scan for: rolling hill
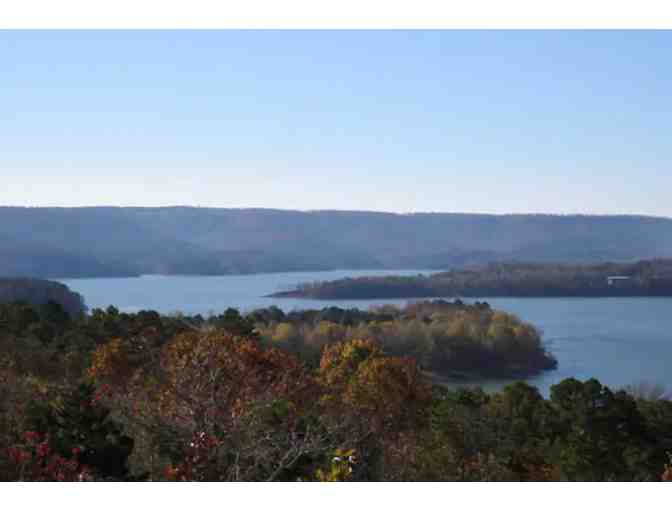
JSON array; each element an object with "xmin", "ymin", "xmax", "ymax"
[{"xmin": 1, "ymin": 207, "xmax": 671, "ymax": 278}]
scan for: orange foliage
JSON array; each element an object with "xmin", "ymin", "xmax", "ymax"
[
  {"xmin": 319, "ymin": 339, "xmax": 431, "ymax": 435},
  {"xmin": 319, "ymin": 338, "xmax": 383, "ymax": 386},
  {"xmin": 88, "ymin": 338, "xmax": 134, "ymax": 385},
  {"xmin": 156, "ymin": 331, "xmax": 316, "ymax": 428}
]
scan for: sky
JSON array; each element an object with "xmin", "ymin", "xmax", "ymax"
[{"xmin": 1, "ymin": 30, "xmax": 671, "ymax": 216}]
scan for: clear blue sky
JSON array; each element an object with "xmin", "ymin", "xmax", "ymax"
[{"xmin": 1, "ymin": 30, "xmax": 670, "ymax": 216}]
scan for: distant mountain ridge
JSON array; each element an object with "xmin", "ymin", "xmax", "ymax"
[{"xmin": 1, "ymin": 207, "xmax": 672, "ymax": 278}]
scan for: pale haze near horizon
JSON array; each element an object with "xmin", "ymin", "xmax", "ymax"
[{"xmin": 1, "ymin": 30, "xmax": 670, "ymax": 217}]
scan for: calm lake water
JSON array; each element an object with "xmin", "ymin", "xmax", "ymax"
[{"xmin": 59, "ymin": 270, "xmax": 672, "ymax": 396}]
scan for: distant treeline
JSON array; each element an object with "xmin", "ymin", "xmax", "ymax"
[
  {"xmin": 0, "ymin": 278, "xmax": 86, "ymax": 317},
  {"xmin": 273, "ymin": 259, "xmax": 672, "ymax": 299},
  {"xmin": 3, "ymin": 207, "xmax": 672, "ymax": 277}
]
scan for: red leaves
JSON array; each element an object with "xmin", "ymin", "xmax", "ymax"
[
  {"xmin": 5, "ymin": 431, "xmax": 91, "ymax": 481},
  {"xmin": 163, "ymin": 464, "xmax": 181, "ymax": 481},
  {"xmin": 91, "ymin": 383, "xmax": 113, "ymax": 405},
  {"xmin": 36, "ymin": 441, "xmax": 51, "ymax": 458},
  {"xmin": 7, "ymin": 446, "xmax": 31, "ymax": 464},
  {"xmin": 23, "ymin": 431, "xmax": 40, "ymax": 442}
]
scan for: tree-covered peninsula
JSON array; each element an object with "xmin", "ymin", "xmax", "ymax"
[
  {"xmin": 252, "ymin": 300, "xmax": 557, "ymax": 378},
  {"xmin": 272, "ymin": 259, "xmax": 672, "ymax": 299},
  {"xmin": 0, "ymin": 278, "xmax": 86, "ymax": 317}
]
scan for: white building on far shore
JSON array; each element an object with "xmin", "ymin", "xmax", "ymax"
[{"xmin": 607, "ymin": 276, "xmax": 631, "ymax": 286}]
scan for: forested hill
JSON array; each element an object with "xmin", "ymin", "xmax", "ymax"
[
  {"xmin": 273, "ymin": 259, "xmax": 672, "ymax": 299},
  {"xmin": 2, "ymin": 207, "xmax": 672, "ymax": 278},
  {"xmin": 0, "ymin": 278, "xmax": 86, "ymax": 316}
]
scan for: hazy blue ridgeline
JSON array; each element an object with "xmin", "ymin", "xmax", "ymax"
[{"xmin": 3, "ymin": 207, "xmax": 672, "ymax": 278}]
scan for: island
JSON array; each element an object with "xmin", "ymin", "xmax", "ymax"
[{"xmin": 271, "ymin": 259, "xmax": 672, "ymax": 299}]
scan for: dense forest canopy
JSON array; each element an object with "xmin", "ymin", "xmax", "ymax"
[
  {"xmin": 2, "ymin": 207, "xmax": 672, "ymax": 277},
  {"xmin": 274, "ymin": 259, "xmax": 672, "ymax": 299},
  {"xmin": 1, "ymin": 299, "xmax": 671, "ymax": 481}
]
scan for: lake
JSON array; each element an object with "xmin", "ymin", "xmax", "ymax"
[{"xmin": 59, "ymin": 270, "xmax": 672, "ymax": 396}]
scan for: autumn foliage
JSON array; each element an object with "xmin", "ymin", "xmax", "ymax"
[
  {"xmin": 319, "ymin": 339, "xmax": 431, "ymax": 435},
  {"xmin": 2, "ymin": 301, "xmax": 672, "ymax": 481},
  {"xmin": 4, "ymin": 431, "xmax": 91, "ymax": 481}
]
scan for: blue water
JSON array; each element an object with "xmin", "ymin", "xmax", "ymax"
[{"xmin": 59, "ymin": 271, "xmax": 672, "ymax": 396}]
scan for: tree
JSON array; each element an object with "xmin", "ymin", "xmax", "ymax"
[
  {"xmin": 549, "ymin": 378, "xmax": 649, "ymax": 480},
  {"xmin": 25, "ymin": 383, "xmax": 135, "ymax": 480}
]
